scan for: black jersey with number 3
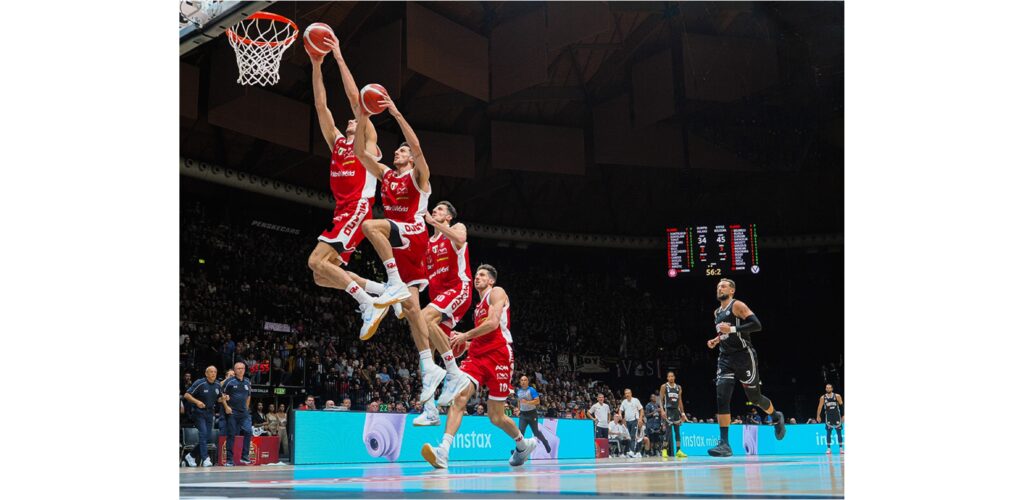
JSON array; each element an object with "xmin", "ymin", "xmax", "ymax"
[{"xmin": 715, "ymin": 299, "xmax": 754, "ymax": 354}]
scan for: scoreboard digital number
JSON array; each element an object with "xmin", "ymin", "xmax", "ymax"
[{"xmin": 666, "ymin": 224, "xmax": 760, "ymax": 277}]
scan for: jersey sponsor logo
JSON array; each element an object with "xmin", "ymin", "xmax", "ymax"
[
  {"xmin": 383, "ymin": 205, "xmax": 410, "ymax": 212},
  {"xmin": 403, "ymin": 221, "xmax": 425, "ymax": 233},
  {"xmin": 331, "ymin": 170, "xmax": 357, "ymax": 177}
]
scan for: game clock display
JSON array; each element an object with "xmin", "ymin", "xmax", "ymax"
[{"xmin": 667, "ymin": 224, "xmax": 760, "ymax": 277}]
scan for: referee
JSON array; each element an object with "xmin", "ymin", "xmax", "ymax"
[{"xmin": 515, "ymin": 375, "xmax": 552, "ymax": 453}]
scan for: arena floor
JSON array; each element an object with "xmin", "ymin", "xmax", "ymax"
[{"xmin": 179, "ymin": 453, "xmax": 844, "ymax": 498}]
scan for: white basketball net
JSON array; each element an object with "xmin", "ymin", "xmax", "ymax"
[{"xmin": 226, "ymin": 13, "xmax": 298, "ymax": 86}]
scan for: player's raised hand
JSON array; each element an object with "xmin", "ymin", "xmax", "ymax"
[
  {"xmin": 378, "ymin": 94, "xmax": 399, "ymax": 116},
  {"xmin": 323, "ymin": 34, "xmax": 341, "ymax": 60},
  {"xmin": 305, "ymin": 43, "xmax": 325, "ymax": 65}
]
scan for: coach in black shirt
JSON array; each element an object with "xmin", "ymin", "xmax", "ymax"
[
  {"xmin": 183, "ymin": 365, "xmax": 224, "ymax": 467},
  {"xmin": 222, "ymin": 362, "xmax": 253, "ymax": 466}
]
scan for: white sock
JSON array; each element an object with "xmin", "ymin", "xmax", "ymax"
[
  {"xmin": 440, "ymin": 433, "xmax": 454, "ymax": 453},
  {"xmin": 441, "ymin": 351, "xmax": 461, "ymax": 374},
  {"xmin": 419, "ymin": 349, "xmax": 437, "ymax": 371},
  {"xmin": 364, "ymin": 280, "xmax": 385, "ymax": 295},
  {"xmin": 514, "ymin": 432, "xmax": 526, "ymax": 451},
  {"xmin": 383, "ymin": 258, "xmax": 402, "ymax": 286},
  {"xmin": 424, "ymin": 398, "xmax": 436, "ymax": 411},
  {"xmin": 345, "ymin": 283, "xmax": 373, "ymax": 305}
]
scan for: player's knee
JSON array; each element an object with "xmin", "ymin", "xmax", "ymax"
[
  {"xmin": 716, "ymin": 379, "xmax": 734, "ymax": 414},
  {"xmin": 488, "ymin": 411, "xmax": 504, "ymax": 426},
  {"xmin": 742, "ymin": 384, "xmax": 771, "ymax": 410},
  {"xmin": 422, "ymin": 307, "xmax": 441, "ymax": 324}
]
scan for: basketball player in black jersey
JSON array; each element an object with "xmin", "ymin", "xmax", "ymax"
[
  {"xmin": 816, "ymin": 384, "xmax": 844, "ymax": 454},
  {"xmin": 659, "ymin": 371, "xmax": 688, "ymax": 458},
  {"xmin": 706, "ymin": 278, "xmax": 786, "ymax": 457}
]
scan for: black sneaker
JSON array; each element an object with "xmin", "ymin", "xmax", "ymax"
[
  {"xmin": 773, "ymin": 412, "xmax": 787, "ymax": 440},
  {"xmin": 543, "ymin": 441, "xmax": 551, "ymax": 454},
  {"xmin": 239, "ymin": 458, "xmax": 252, "ymax": 465},
  {"xmin": 707, "ymin": 440, "xmax": 732, "ymax": 457}
]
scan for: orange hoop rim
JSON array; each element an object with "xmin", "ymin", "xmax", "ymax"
[{"xmin": 226, "ymin": 11, "xmax": 299, "ymax": 47}]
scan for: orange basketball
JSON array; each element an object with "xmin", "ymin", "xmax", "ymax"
[
  {"xmin": 303, "ymin": 22, "xmax": 335, "ymax": 55},
  {"xmin": 360, "ymin": 84, "xmax": 390, "ymax": 115}
]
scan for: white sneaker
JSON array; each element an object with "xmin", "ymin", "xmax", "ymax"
[
  {"xmin": 413, "ymin": 404, "xmax": 440, "ymax": 426},
  {"xmin": 393, "ymin": 301, "xmax": 405, "ymax": 319},
  {"xmin": 627, "ymin": 451, "xmax": 637, "ymax": 458},
  {"xmin": 421, "ymin": 443, "xmax": 448, "ymax": 469},
  {"xmin": 373, "ymin": 282, "xmax": 411, "ymax": 308},
  {"xmin": 359, "ymin": 303, "xmax": 389, "ymax": 341},
  {"xmin": 184, "ymin": 453, "xmax": 197, "ymax": 467},
  {"xmin": 509, "ymin": 437, "xmax": 538, "ymax": 466},
  {"xmin": 436, "ymin": 371, "xmax": 472, "ymax": 406},
  {"xmin": 201, "ymin": 457, "xmax": 213, "ymax": 467},
  {"xmin": 419, "ymin": 364, "xmax": 447, "ymax": 403}
]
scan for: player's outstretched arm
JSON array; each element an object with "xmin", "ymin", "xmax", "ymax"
[
  {"xmin": 449, "ymin": 288, "xmax": 507, "ymax": 345},
  {"xmin": 310, "ymin": 50, "xmax": 340, "ymax": 147},
  {"xmin": 380, "ymin": 95, "xmax": 430, "ymax": 191},
  {"xmin": 354, "ymin": 110, "xmax": 387, "ymax": 180},
  {"xmin": 425, "ymin": 216, "xmax": 467, "ymax": 248},
  {"xmin": 324, "ymin": 37, "xmax": 379, "ymax": 150},
  {"xmin": 816, "ymin": 396, "xmax": 824, "ymax": 422}
]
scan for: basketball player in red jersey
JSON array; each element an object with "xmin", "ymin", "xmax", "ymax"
[
  {"xmin": 412, "ymin": 201, "xmax": 474, "ymax": 425},
  {"xmin": 421, "ymin": 265, "xmax": 538, "ymax": 468},
  {"xmin": 303, "ymin": 36, "xmax": 391, "ymax": 341},
  {"xmin": 352, "ymin": 97, "xmax": 446, "ymax": 403}
]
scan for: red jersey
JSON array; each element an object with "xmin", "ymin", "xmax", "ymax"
[
  {"xmin": 469, "ymin": 288, "xmax": 512, "ymax": 356},
  {"xmin": 381, "ymin": 168, "xmax": 430, "ymax": 224},
  {"xmin": 426, "ymin": 233, "xmax": 471, "ymax": 292},
  {"xmin": 329, "ymin": 136, "xmax": 378, "ymax": 213}
]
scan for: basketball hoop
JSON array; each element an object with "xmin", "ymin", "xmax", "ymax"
[{"xmin": 226, "ymin": 12, "xmax": 299, "ymax": 86}]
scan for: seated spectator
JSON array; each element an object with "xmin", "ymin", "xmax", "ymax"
[
  {"xmin": 299, "ymin": 395, "xmax": 316, "ymax": 410},
  {"xmin": 324, "ymin": 400, "xmax": 336, "ymax": 409},
  {"xmin": 475, "ymin": 404, "xmax": 486, "ymax": 416},
  {"xmin": 608, "ymin": 414, "xmax": 630, "ymax": 457},
  {"xmin": 789, "ymin": 418, "xmax": 797, "ymax": 424},
  {"xmin": 341, "ymin": 398, "xmax": 352, "ymax": 411},
  {"xmin": 265, "ymin": 403, "xmax": 280, "ymax": 436}
]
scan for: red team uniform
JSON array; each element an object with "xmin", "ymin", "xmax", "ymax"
[
  {"xmin": 318, "ymin": 136, "xmax": 379, "ymax": 265},
  {"xmin": 381, "ymin": 169, "xmax": 431, "ymax": 289},
  {"xmin": 425, "ymin": 233, "xmax": 472, "ymax": 335},
  {"xmin": 460, "ymin": 288, "xmax": 514, "ymax": 400}
]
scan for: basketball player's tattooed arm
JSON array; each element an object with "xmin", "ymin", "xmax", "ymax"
[
  {"xmin": 425, "ymin": 215, "xmax": 467, "ymax": 248},
  {"xmin": 379, "ymin": 95, "xmax": 431, "ymax": 192},
  {"xmin": 816, "ymin": 396, "xmax": 824, "ymax": 422},
  {"xmin": 309, "ymin": 49, "xmax": 340, "ymax": 147},
  {"xmin": 354, "ymin": 110, "xmax": 387, "ymax": 180},
  {"xmin": 323, "ymin": 37, "xmax": 379, "ymax": 149},
  {"xmin": 449, "ymin": 287, "xmax": 508, "ymax": 346}
]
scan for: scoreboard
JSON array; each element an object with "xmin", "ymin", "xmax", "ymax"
[{"xmin": 666, "ymin": 224, "xmax": 760, "ymax": 277}]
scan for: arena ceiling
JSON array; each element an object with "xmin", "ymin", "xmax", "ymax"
[{"xmin": 180, "ymin": 1, "xmax": 843, "ymax": 237}]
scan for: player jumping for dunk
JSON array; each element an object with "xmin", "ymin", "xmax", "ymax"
[
  {"xmin": 706, "ymin": 278, "xmax": 786, "ymax": 457},
  {"xmin": 352, "ymin": 95, "xmax": 446, "ymax": 403},
  {"xmin": 421, "ymin": 265, "xmax": 538, "ymax": 468},
  {"xmin": 304, "ymin": 36, "xmax": 390, "ymax": 340}
]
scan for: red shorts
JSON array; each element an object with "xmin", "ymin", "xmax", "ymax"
[
  {"xmin": 460, "ymin": 344, "xmax": 514, "ymax": 401},
  {"xmin": 317, "ymin": 199, "xmax": 372, "ymax": 265},
  {"xmin": 427, "ymin": 281, "xmax": 472, "ymax": 328},
  {"xmin": 387, "ymin": 218, "xmax": 429, "ymax": 290}
]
